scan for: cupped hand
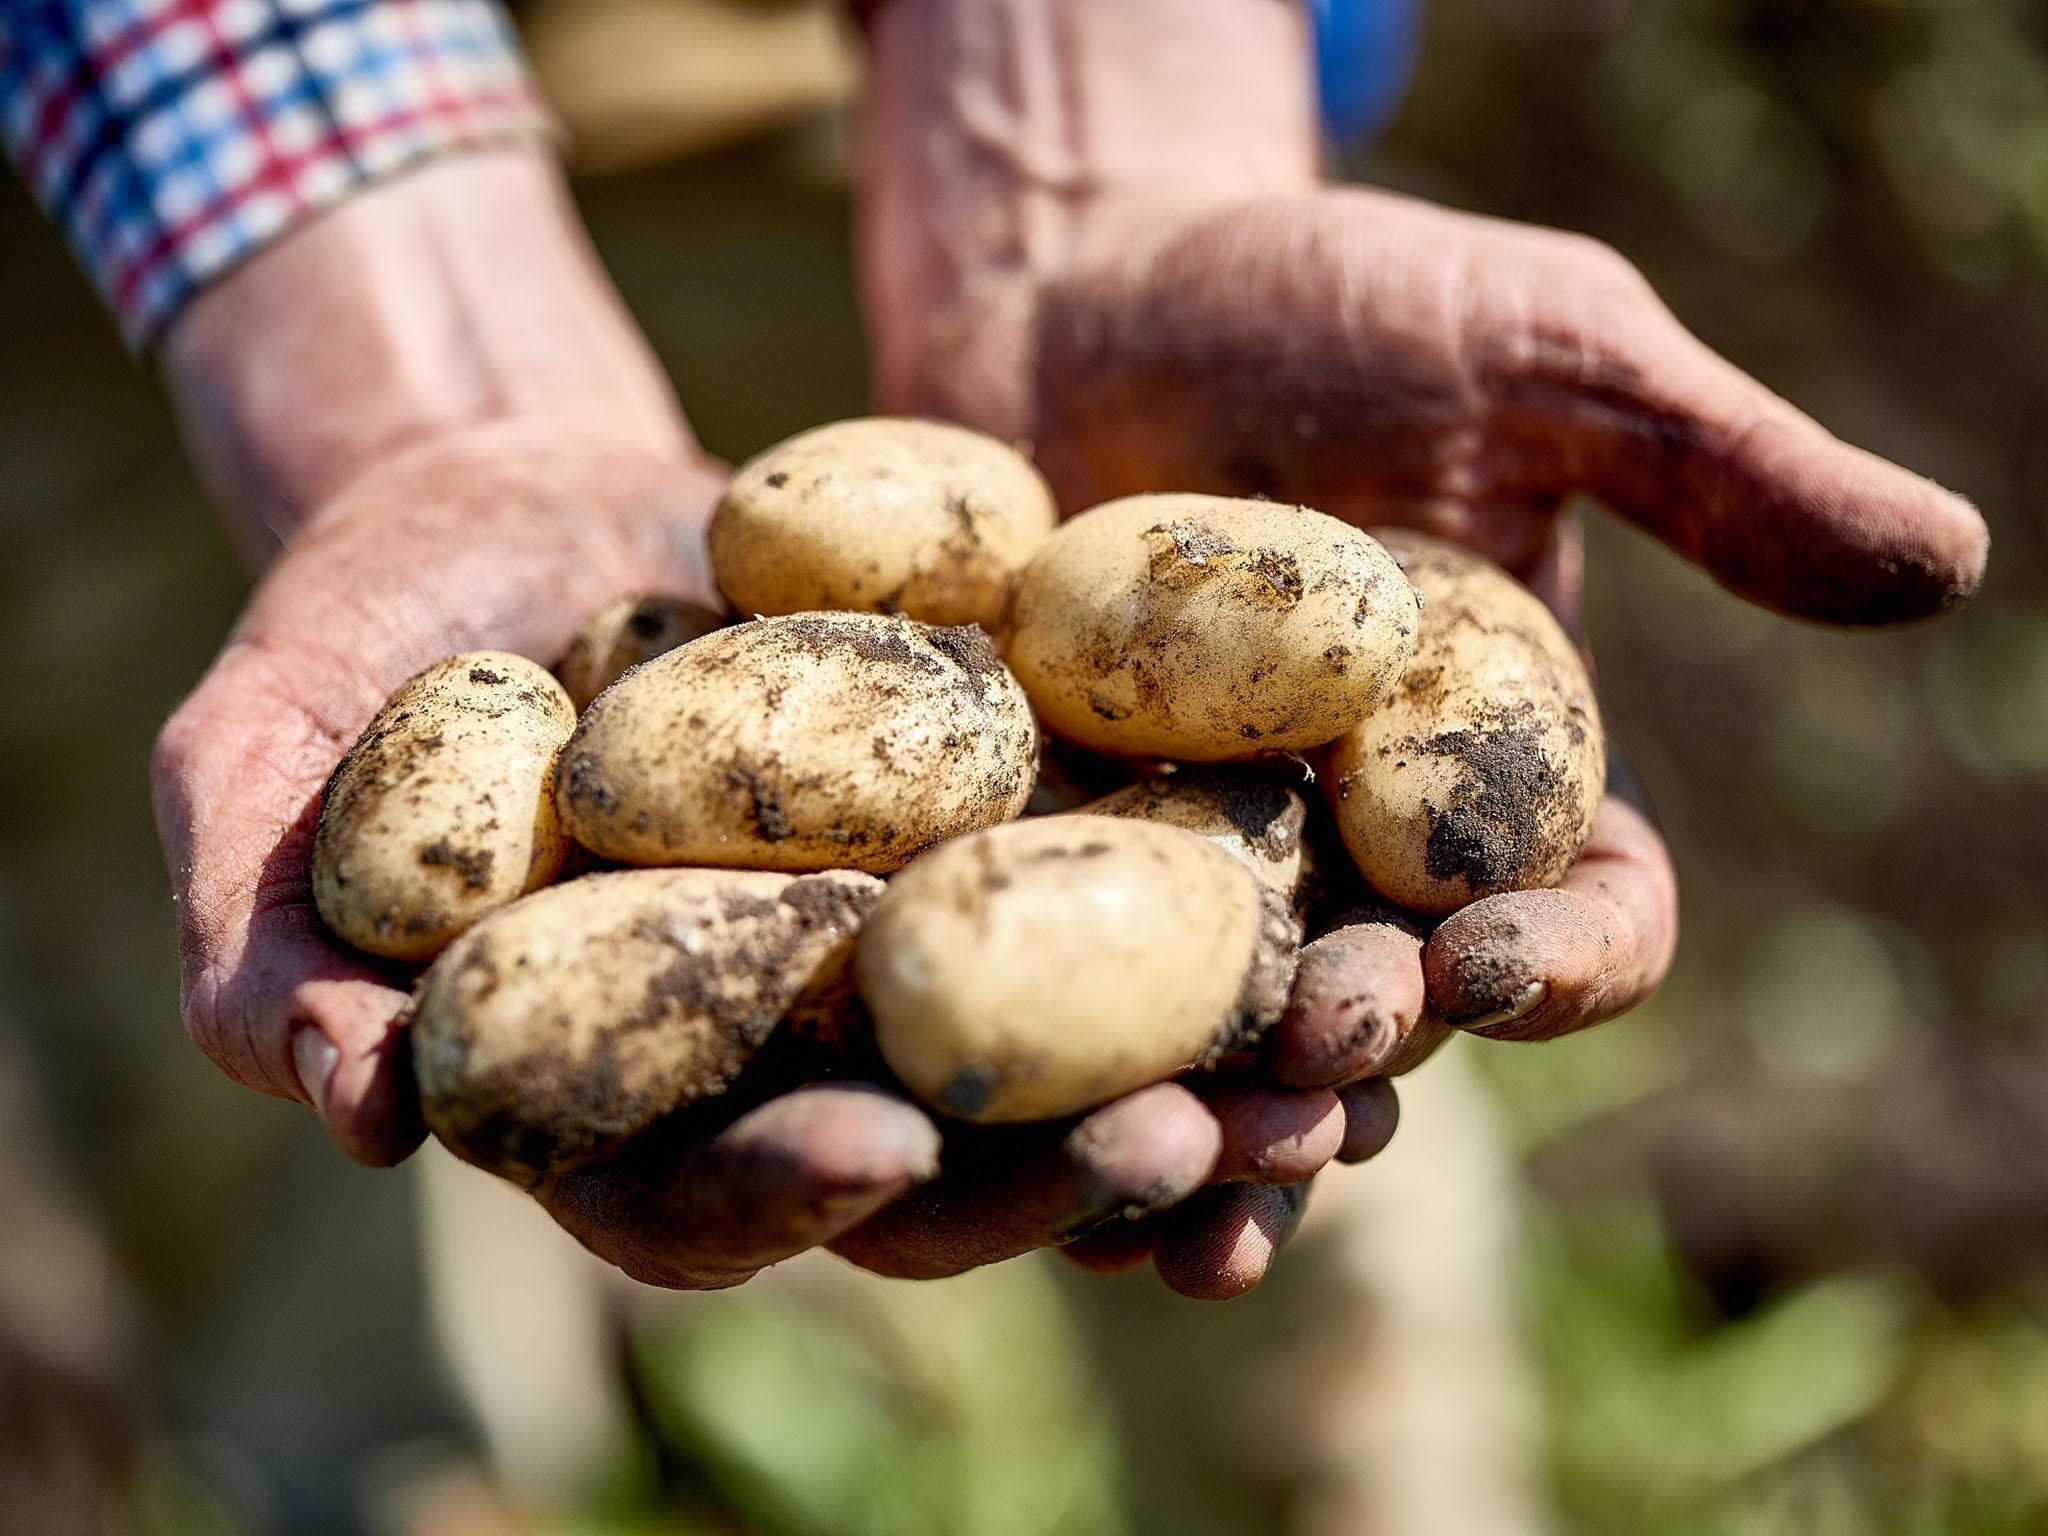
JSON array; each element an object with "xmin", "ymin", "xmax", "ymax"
[
  {"xmin": 1024, "ymin": 184, "xmax": 1978, "ymax": 1061},
  {"xmin": 893, "ymin": 185, "xmax": 1984, "ymax": 1293},
  {"xmin": 150, "ymin": 425, "xmax": 951, "ymax": 1281}
]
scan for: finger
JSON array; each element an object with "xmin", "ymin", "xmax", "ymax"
[
  {"xmin": 1269, "ymin": 910, "xmax": 1447, "ymax": 1086},
  {"xmin": 1200, "ymin": 1079, "xmax": 1344, "ymax": 1184},
  {"xmin": 1335, "ymin": 1078, "xmax": 1400, "ymax": 1164},
  {"xmin": 830, "ymin": 1082, "xmax": 1221, "ymax": 1279},
  {"xmin": 154, "ymin": 648, "xmax": 424, "ymax": 1166},
  {"xmin": 1491, "ymin": 260, "xmax": 1987, "ymax": 624},
  {"xmin": 536, "ymin": 1083, "xmax": 941, "ymax": 1289},
  {"xmin": 1154, "ymin": 1183, "xmax": 1309, "ymax": 1301},
  {"xmin": 1424, "ymin": 797, "xmax": 1677, "ymax": 1042},
  {"xmin": 1058, "ymin": 1216, "xmax": 1159, "ymax": 1275}
]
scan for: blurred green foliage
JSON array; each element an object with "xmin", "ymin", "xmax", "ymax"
[{"xmin": 630, "ymin": 1268, "xmax": 1127, "ymax": 1536}]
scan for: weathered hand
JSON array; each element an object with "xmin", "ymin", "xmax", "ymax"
[
  {"xmin": 890, "ymin": 185, "xmax": 1981, "ymax": 1293},
  {"xmin": 1032, "ymin": 184, "xmax": 1975, "ymax": 1056},
  {"xmin": 149, "ymin": 428, "xmax": 948, "ymax": 1280}
]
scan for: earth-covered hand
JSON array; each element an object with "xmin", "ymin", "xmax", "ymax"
[
  {"xmin": 881, "ymin": 185, "xmax": 1985, "ymax": 1292},
  {"xmin": 943, "ymin": 185, "xmax": 1985, "ymax": 1072}
]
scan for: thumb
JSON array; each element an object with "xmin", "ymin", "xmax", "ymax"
[
  {"xmin": 153, "ymin": 643, "xmax": 423, "ymax": 1167},
  {"xmin": 1491, "ymin": 270, "xmax": 1987, "ymax": 625}
]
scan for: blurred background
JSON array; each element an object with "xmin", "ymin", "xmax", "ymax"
[{"xmin": 3, "ymin": 0, "xmax": 2046, "ymax": 1532}]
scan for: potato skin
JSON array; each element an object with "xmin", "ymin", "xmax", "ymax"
[
  {"xmin": 555, "ymin": 594, "xmax": 724, "ymax": 712},
  {"xmin": 1077, "ymin": 768, "xmax": 1312, "ymax": 909},
  {"xmin": 1005, "ymin": 494, "xmax": 1419, "ymax": 760},
  {"xmin": 313, "ymin": 652, "xmax": 576, "ymax": 961},
  {"xmin": 413, "ymin": 867, "xmax": 883, "ymax": 1182},
  {"xmin": 556, "ymin": 612, "xmax": 1038, "ymax": 873},
  {"xmin": 709, "ymin": 417, "xmax": 1058, "ymax": 630},
  {"xmin": 1327, "ymin": 529, "xmax": 1605, "ymax": 916},
  {"xmin": 857, "ymin": 818, "xmax": 1297, "ymax": 1124}
]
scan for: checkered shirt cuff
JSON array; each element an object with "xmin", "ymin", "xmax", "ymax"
[{"xmin": 0, "ymin": 0, "xmax": 555, "ymax": 350}]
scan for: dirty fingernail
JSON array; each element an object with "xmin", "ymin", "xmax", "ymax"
[
  {"xmin": 1451, "ymin": 979, "xmax": 1548, "ymax": 1033},
  {"xmin": 292, "ymin": 1027, "xmax": 339, "ymax": 1118}
]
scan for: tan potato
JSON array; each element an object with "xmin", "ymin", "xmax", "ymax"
[
  {"xmin": 313, "ymin": 652, "xmax": 576, "ymax": 961},
  {"xmin": 857, "ymin": 818, "xmax": 1297, "ymax": 1123},
  {"xmin": 1005, "ymin": 493, "xmax": 1419, "ymax": 760},
  {"xmin": 708, "ymin": 417, "xmax": 1058, "ymax": 630},
  {"xmin": 1327, "ymin": 529, "xmax": 1605, "ymax": 916},
  {"xmin": 557, "ymin": 611, "xmax": 1038, "ymax": 873},
  {"xmin": 412, "ymin": 867, "xmax": 883, "ymax": 1182},
  {"xmin": 555, "ymin": 594, "xmax": 724, "ymax": 712},
  {"xmin": 1076, "ymin": 767, "xmax": 1313, "ymax": 910}
]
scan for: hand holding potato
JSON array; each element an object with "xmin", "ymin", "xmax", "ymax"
[{"xmin": 857, "ymin": 0, "xmax": 1986, "ymax": 1293}]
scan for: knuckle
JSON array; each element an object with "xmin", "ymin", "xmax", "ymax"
[
  {"xmin": 150, "ymin": 694, "xmax": 208, "ymax": 786},
  {"xmin": 1560, "ymin": 230, "xmax": 1652, "ymax": 295}
]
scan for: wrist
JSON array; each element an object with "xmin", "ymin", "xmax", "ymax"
[
  {"xmin": 859, "ymin": 0, "xmax": 1317, "ymax": 435},
  {"xmin": 163, "ymin": 147, "xmax": 693, "ymax": 563}
]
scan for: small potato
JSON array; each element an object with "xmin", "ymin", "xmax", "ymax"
[
  {"xmin": 1077, "ymin": 767, "xmax": 1313, "ymax": 909},
  {"xmin": 1327, "ymin": 529, "xmax": 1604, "ymax": 916},
  {"xmin": 1005, "ymin": 493, "xmax": 1419, "ymax": 760},
  {"xmin": 313, "ymin": 652, "xmax": 576, "ymax": 962},
  {"xmin": 557, "ymin": 612, "xmax": 1038, "ymax": 873},
  {"xmin": 555, "ymin": 594, "xmax": 724, "ymax": 711},
  {"xmin": 709, "ymin": 417, "xmax": 1058, "ymax": 630},
  {"xmin": 857, "ymin": 818, "xmax": 1297, "ymax": 1124},
  {"xmin": 413, "ymin": 866, "xmax": 883, "ymax": 1182}
]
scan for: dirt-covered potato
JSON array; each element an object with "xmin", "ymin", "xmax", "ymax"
[
  {"xmin": 313, "ymin": 652, "xmax": 576, "ymax": 962},
  {"xmin": 1005, "ymin": 493, "xmax": 1419, "ymax": 760},
  {"xmin": 555, "ymin": 594, "xmax": 724, "ymax": 712},
  {"xmin": 1327, "ymin": 529, "xmax": 1605, "ymax": 916},
  {"xmin": 557, "ymin": 612, "xmax": 1038, "ymax": 873},
  {"xmin": 857, "ymin": 818, "xmax": 1297, "ymax": 1124},
  {"xmin": 708, "ymin": 417, "xmax": 1058, "ymax": 630},
  {"xmin": 1076, "ymin": 768, "xmax": 1313, "ymax": 909},
  {"xmin": 413, "ymin": 867, "xmax": 883, "ymax": 1182}
]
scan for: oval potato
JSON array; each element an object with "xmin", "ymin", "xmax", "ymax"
[
  {"xmin": 413, "ymin": 866, "xmax": 883, "ymax": 1181},
  {"xmin": 1005, "ymin": 493, "xmax": 1419, "ymax": 759},
  {"xmin": 857, "ymin": 818, "xmax": 1297, "ymax": 1123},
  {"xmin": 313, "ymin": 652, "xmax": 575, "ymax": 961},
  {"xmin": 709, "ymin": 417, "xmax": 1058, "ymax": 630},
  {"xmin": 557, "ymin": 612, "xmax": 1038, "ymax": 873},
  {"xmin": 1327, "ymin": 529, "xmax": 1604, "ymax": 916},
  {"xmin": 1077, "ymin": 768, "xmax": 1313, "ymax": 909},
  {"xmin": 555, "ymin": 593, "xmax": 724, "ymax": 712}
]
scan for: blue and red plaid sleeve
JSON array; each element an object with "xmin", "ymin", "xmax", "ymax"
[{"xmin": 0, "ymin": 0, "xmax": 554, "ymax": 348}]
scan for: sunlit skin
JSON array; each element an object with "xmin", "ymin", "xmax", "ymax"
[{"xmin": 150, "ymin": 1, "xmax": 1984, "ymax": 1299}]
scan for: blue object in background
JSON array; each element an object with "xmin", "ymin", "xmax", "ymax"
[{"xmin": 1312, "ymin": 0, "xmax": 1422, "ymax": 146}]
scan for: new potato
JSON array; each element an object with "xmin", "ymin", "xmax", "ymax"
[
  {"xmin": 555, "ymin": 593, "xmax": 724, "ymax": 711},
  {"xmin": 1328, "ymin": 529, "xmax": 1604, "ymax": 915},
  {"xmin": 1005, "ymin": 493, "xmax": 1419, "ymax": 759},
  {"xmin": 709, "ymin": 418, "xmax": 1058, "ymax": 630},
  {"xmin": 413, "ymin": 867, "xmax": 883, "ymax": 1181},
  {"xmin": 313, "ymin": 652, "xmax": 575, "ymax": 961},
  {"xmin": 857, "ymin": 817, "xmax": 1297, "ymax": 1124},
  {"xmin": 1078, "ymin": 767, "xmax": 1314, "ymax": 910},
  {"xmin": 557, "ymin": 611, "xmax": 1038, "ymax": 873}
]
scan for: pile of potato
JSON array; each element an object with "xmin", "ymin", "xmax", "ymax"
[{"xmin": 311, "ymin": 417, "xmax": 1603, "ymax": 1186}]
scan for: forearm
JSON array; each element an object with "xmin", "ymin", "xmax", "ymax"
[
  {"xmin": 859, "ymin": 0, "xmax": 1318, "ymax": 433},
  {"xmin": 164, "ymin": 147, "xmax": 694, "ymax": 564}
]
